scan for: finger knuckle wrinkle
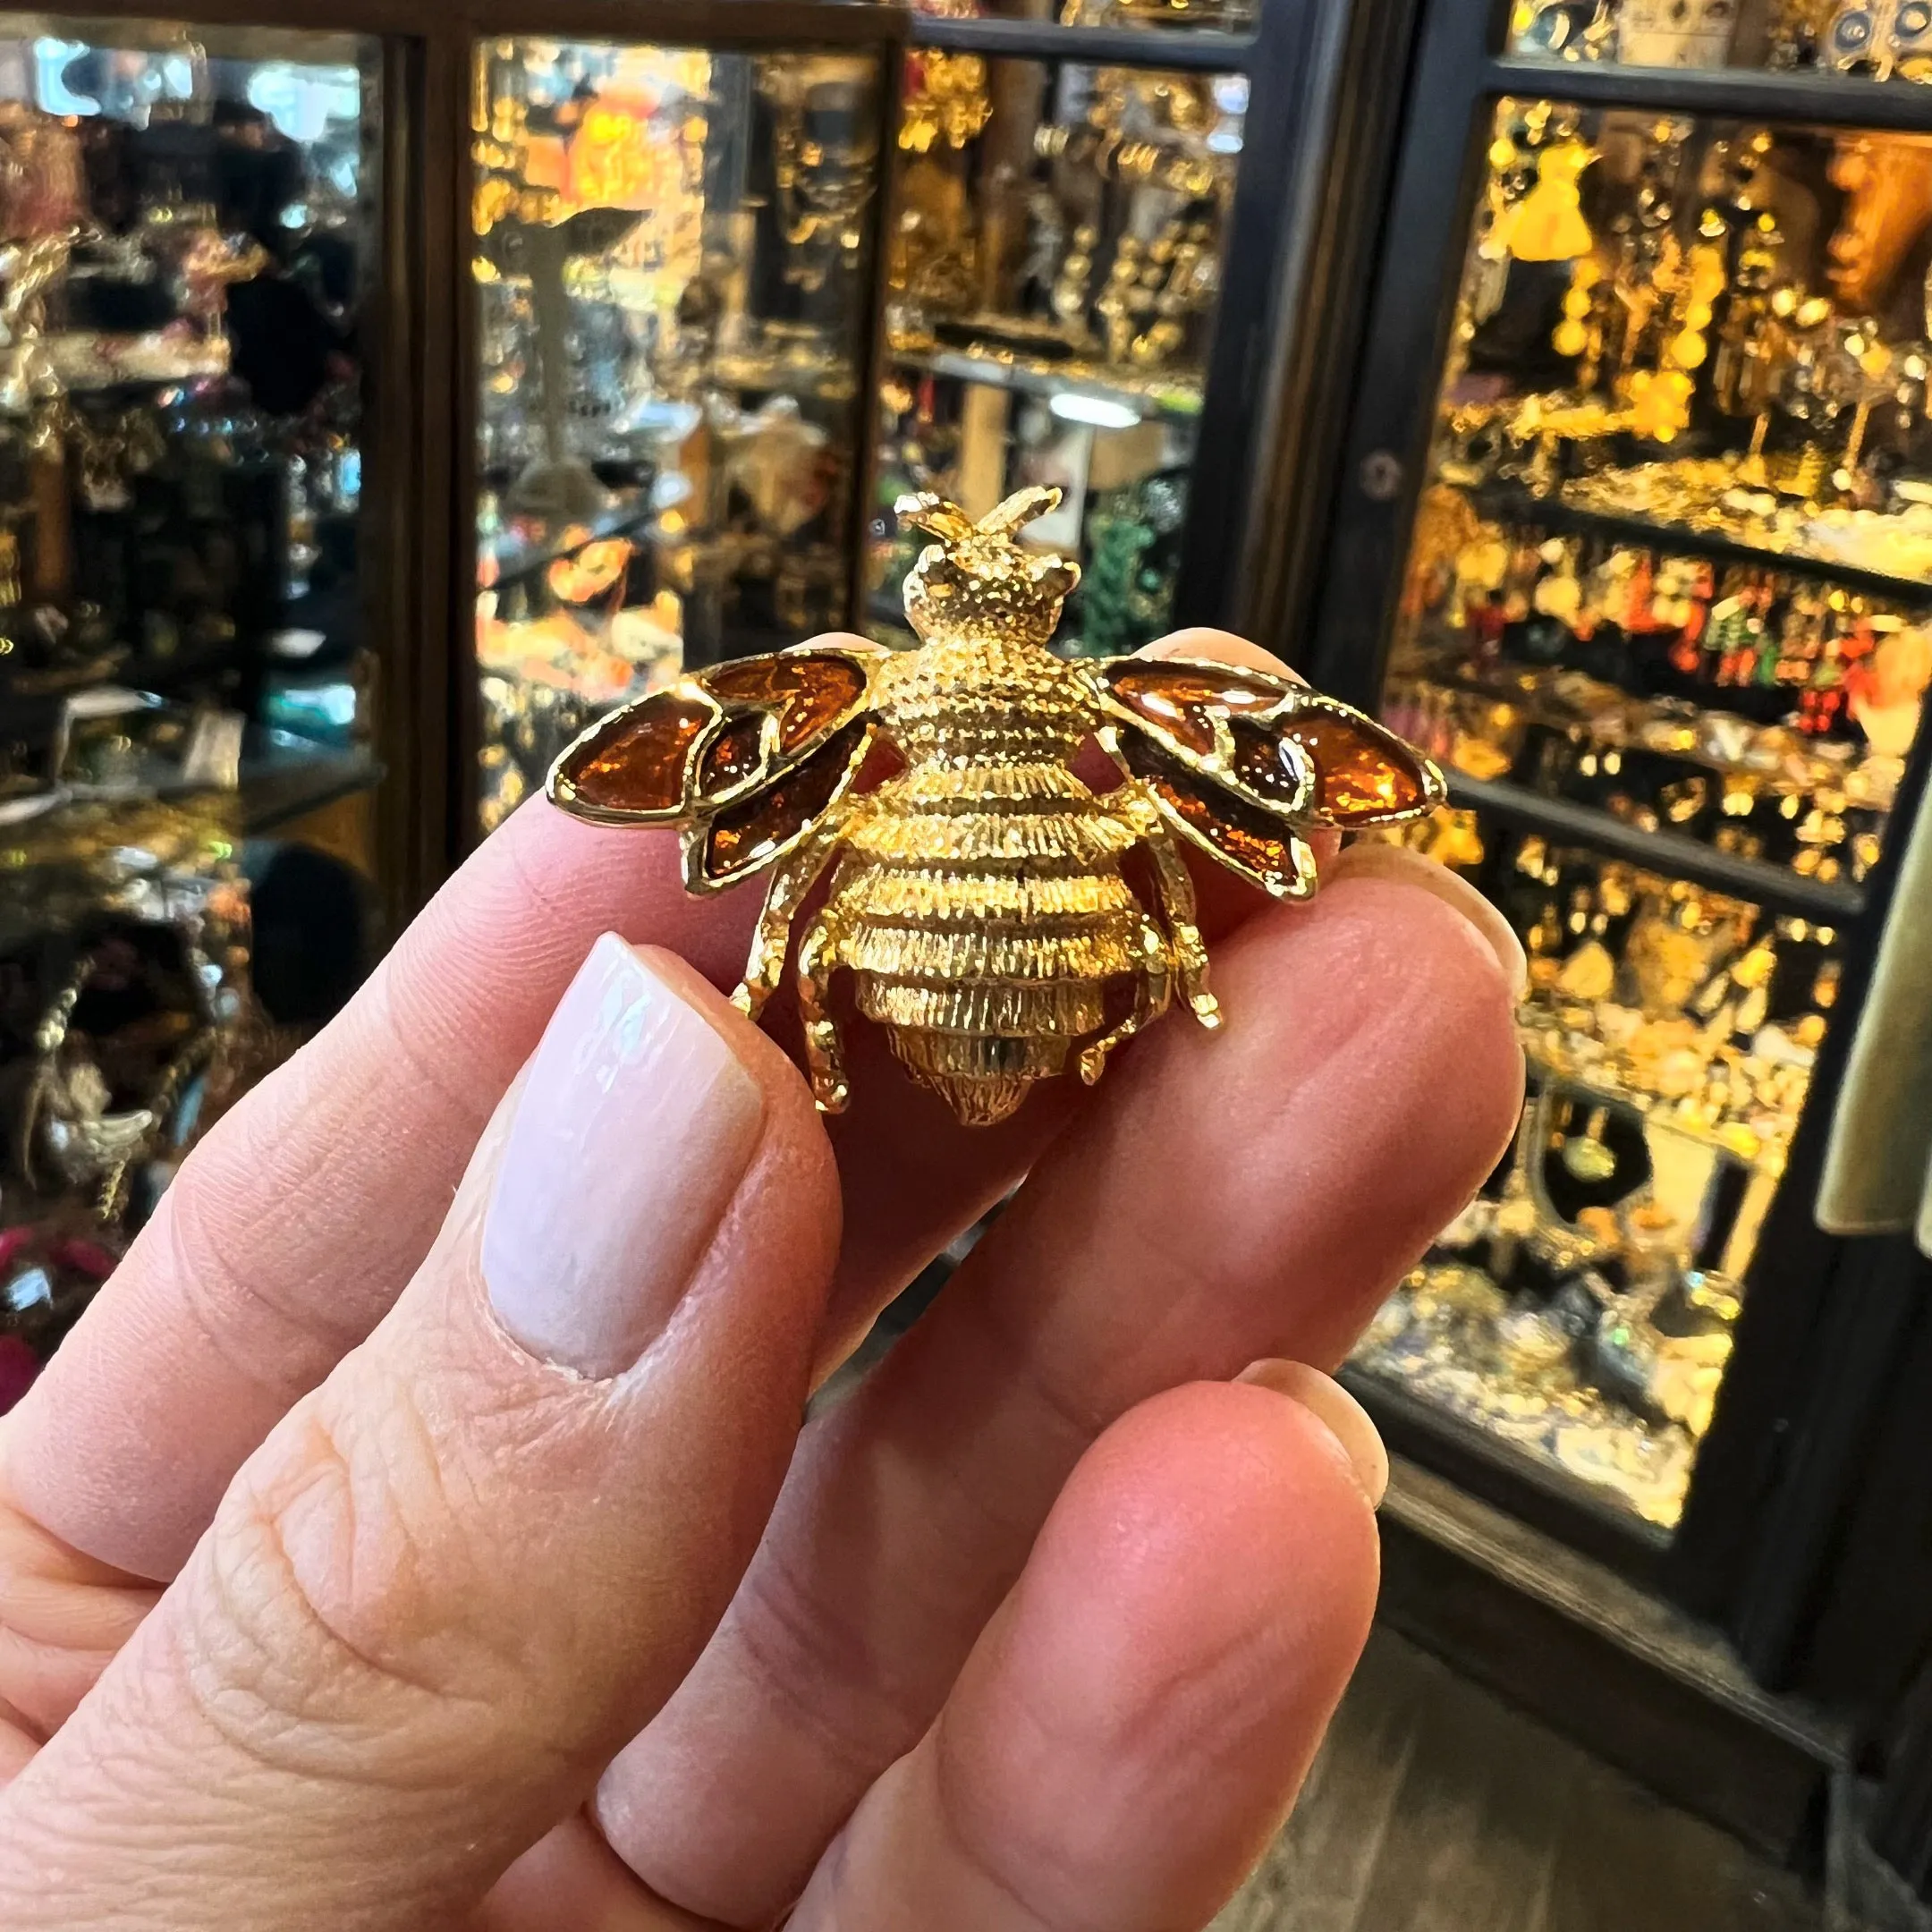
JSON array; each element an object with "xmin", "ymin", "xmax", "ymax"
[
  {"xmin": 183, "ymin": 1394, "xmax": 497, "ymax": 1781},
  {"xmin": 163, "ymin": 1183, "xmax": 365, "ymax": 1408},
  {"xmin": 732, "ymin": 1542, "xmax": 911, "ymax": 1777},
  {"xmin": 369, "ymin": 966, "xmax": 504, "ymax": 1125}
]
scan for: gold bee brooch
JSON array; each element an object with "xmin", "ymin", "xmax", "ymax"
[{"xmin": 548, "ymin": 488, "xmax": 1445, "ymax": 1125}]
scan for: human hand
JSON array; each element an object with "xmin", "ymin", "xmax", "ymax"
[{"xmin": 0, "ymin": 632, "xmax": 1523, "ymax": 1930}]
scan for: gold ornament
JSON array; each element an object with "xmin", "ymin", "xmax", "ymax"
[
  {"xmin": 548, "ymin": 490, "xmax": 1444, "ymax": 1123},
  {"xmin": 898, "ymin": 50, "xmax": 991, "ymax": 154},
  {"xmin": 1504, "ymin": 140, "xmax": 1596, "ymax": 263}
]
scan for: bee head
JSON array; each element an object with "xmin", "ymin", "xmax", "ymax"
[{"xmin": 895, "ymin": 488, "xmax": 1081, "ymax": 649}]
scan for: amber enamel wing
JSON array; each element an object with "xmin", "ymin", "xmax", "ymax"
[{"xmin": 547, "ymin": 489, "xmax": 1444, "ymax": 1126}]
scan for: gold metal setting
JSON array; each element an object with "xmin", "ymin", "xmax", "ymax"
[{"xmin": 547, "ymin": 489, "xmax": 1445, "ymax": 1124}]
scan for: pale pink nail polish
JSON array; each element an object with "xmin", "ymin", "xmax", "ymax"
[{"xmin": 483, "ymin": 935, "xmax": 765, "ymax": 1377}]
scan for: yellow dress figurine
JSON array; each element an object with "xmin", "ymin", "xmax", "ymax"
[{"xmin": 1505, "ymin": 140, "xmax": 1596, "ymax": 264}]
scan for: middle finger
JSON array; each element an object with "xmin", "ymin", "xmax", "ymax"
[{"xmin": 595, "ymin": 863, "xmax": 1525, "ymax": 1926}]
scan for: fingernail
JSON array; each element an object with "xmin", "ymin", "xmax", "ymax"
[
  {"xmin": 1330, "ymin": 841, "xmax": 1527, "ymax": 996},
  {"xmin": 483, "ymin": 935, "xmax": 765, "ymax": 1377},
  {"xmin": 1236, "ymin": 1360, "xmax": 1389, "ymax": 1509}
]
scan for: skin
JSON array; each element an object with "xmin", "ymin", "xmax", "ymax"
[{"xmin": 0, "ymin": 631, "xmax": 1523, "ymax": 1930}]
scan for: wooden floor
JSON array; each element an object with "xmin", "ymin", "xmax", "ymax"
[{"xmin": 1216, "ymin": 1629, "xmax": 1823, "ymax": 1932}]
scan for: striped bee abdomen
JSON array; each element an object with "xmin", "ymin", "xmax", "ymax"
[{"xmin": 830, "ymin": 758, "xmax": 1154, "ymax": 1125}]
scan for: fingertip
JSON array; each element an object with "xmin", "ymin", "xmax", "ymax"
[
  {"xmin": 928, "ymin": 1381, "xmax": 1377, "ymax": 1929},
  {"xmin": 1044, "ymin": 1381, "xmax": 1381, "ymax": 1642},
  {"xmin": 796, "ymin": 629, "xmax": 884, "ymax": 655},
  {"xmin": 1330, "ymin": 839, "xmax": 1528, "ymax": 996},
  {"xmin": 1221, "ymin": 866, "xmax": 1523, "ymax": 1101},
  {"xmin": 1235, "ymin": 1360, "xmax": 1389, "ymax": 1510},
  {"xmin": 1292, "ymin": 870, "xmax": 1527, "ymax": 1149},
  {"xmin": 1138, "ymin": 628, "xmax": 1304, "ymax": 681}
]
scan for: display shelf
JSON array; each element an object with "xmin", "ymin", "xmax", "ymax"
[
  {"xmin": 707, "ymin": 357, "xmax": 861, "ymax": 406},
  {"xmin": 0, "ymin": 741, "xmax": 380, "ymax": 843},
  {"xmin": 1444, "ymin": 770, "xmax": 1868, "ymax": 921},
  {"xmin": 236, "ymin": 741, "xmax": 383, "ymax": 835},
  {"xmin": 1345, "ymin": 1367, "xmax": 1674, "ymax": 1554},
  {"xmin": 1397, "ymin": 663, "xmax": 1902, "ymax": 812},
  {"xmin": 888, "ymin": 342, "xmax": 1202, "ymax": 425},
  {"xmin": 1521, "ymin": 1038, "xmax": 1789, "ymax": 1180},
  {"xmin": 1487, "ymin": 53, "xmax": 1932, "ymax": 136},
  {"xmin": 907, "ymin": 13, "xmax": 1257, "ymax": 72},
  {"xmin": 1470, "ymin": 483, "xmax": 1932, "ymax": 610}
]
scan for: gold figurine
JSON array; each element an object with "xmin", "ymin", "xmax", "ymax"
[{"xmin": 547, "ymin": 489, "xmax": 1444, "ymax": 1123}]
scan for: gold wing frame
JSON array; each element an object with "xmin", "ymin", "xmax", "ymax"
[
  {"xmin": 1092, "ymin": 656, "xmax": 1448, "ymax": 899},
  {"xmin": 546, "ymin": 641, "xmax": 883, "ymax": 894}
]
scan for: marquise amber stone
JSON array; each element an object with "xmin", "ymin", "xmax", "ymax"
[
  {"xmin": 1106, "ymin": 663, "xmax": 1281, "ymax": 756},
  {"xmin": 706, "ymin": 654, "xmax": 867, "ymax": 750},
  {"xmin": 1230, "ymin": 719, "xmax": 1309, "ymax": 805},
  {"xmin": 563, "ymin": 692, "xmax": 710, "ymax": 812},
  {"xmin": 707, "ymin": 721, "xmax": 866, "ymax": 878},
  {"xmin": 698, "ymin": 714, "xmax": 767, "ymax": 798},
  {"xmin": 1150, "ymin": 772, "xmax": 1299, "ymax": 887},
  {"xmin": 1284, "ymin": 710, "xmax": 1427, "ymax": 821},
  {"xmin": 1120, "ymin": 736, "xmax": 1301, "ymax": 889}
]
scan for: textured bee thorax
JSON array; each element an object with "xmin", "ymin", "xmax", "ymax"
[{"xmin": 872, "ymin": 635, "xmax": 1099, "ymax": 768}]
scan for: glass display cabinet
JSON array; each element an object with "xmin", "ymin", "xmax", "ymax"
[
  {"xmin": 467, "ymin": 19, "xmax": 900, "ymax": 834},
  {"xmin": 0, "ymin": 11, "xmax": 389, "ymax": 1409},
  {"xmin": 1347, "ymin": 99, "xmax": 1932, "ymax": 1538},
  {"xmin": 0, "ymin": 0, "xmax": 1329, "ymax": 1412},
  {"xmin": 866, "ymin": 0, "xmax": 1304, "ymax": 656},
  {"xmin": 1292, "ymin": 0, "xmax": 1932, "ymax": 1846},
  {"xmin": 465, "ymin": 0, "xmax": 1313, "ymax": 828}
]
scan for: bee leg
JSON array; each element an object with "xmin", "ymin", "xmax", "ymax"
[
  {"xmin": 1077, "ymin": 919, "xmax": 1173, "ymax": 1086},
  {"xmin": 795, "ymin": 903, "xmax": 852, "ymax": 1114},
  {"xmin": 1125, "ymin": 794, "xmax": 1221, "ymax": 1030},
  {"xmin": 733, "ymin": 811, "xmax": 854, "ymax": 1021}
]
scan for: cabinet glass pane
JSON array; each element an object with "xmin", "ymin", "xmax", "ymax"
[
  {"xmin": 1360, "ymin": 99, "xmax": 1931, "ymax": 1530},
  {"xmin": 0, "ymin": 17, "xmax": 381, "ymax": 1411},
  {"xmin": 1509, "ymin": 0, "xmax": 1932, "ymax": 79},
  {"xmin": 472, "ymin": 38, "xmax": 883, "ymax": 834},
  {"xmin": 869, "ymin": 55, "xmax": 1242, "ymax": 654}
]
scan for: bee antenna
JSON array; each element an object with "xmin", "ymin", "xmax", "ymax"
[
  {"xmin": 894, "ymin": 492, "xmax": 978, "ymax": 542},
  {"xmin": 978, "ymin": 487, "xmax": 1062, "ymax": 537}
]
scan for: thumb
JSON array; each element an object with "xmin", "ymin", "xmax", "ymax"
[{"xmin": 0, "ymin": 937, "xmax": 838, "ymax": 1931}]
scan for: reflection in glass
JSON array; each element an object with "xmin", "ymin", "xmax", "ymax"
[
  {"xmin": 0, "ymin": 17, "xmax": 380, "ymax": 1412},
  {"xmin": 870, "ymin": 55, "xmax": 1241, "ymax": 654},
  {"xmin": 471, "ymin": 38, "xmax": 882, "ymax": 833},
  {"xmin": 0, "ymin": 17, "xmax": 375, "ymax": 775},
  {"xmin": 1353, "ymin": 100, "xmax": 1932, "ymax": 1527}
]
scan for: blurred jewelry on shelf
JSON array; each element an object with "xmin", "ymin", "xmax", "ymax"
[{"xmin": 898, "ymin": 48, "xmax": 992, "ymax": 155}]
